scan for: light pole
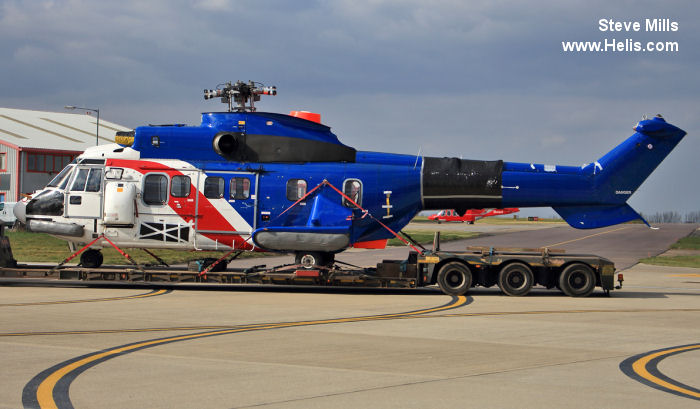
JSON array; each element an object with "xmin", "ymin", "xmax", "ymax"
[{"xmin": 64, "ymin": 105, "xmax": 99, "ymax": 146}]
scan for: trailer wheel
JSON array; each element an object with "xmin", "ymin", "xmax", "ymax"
[
  {"xmin": 80, "ymin": 249, "xmax": 103, "ymax": 268},
  {"xmin": 498, "ymin": 262, "xmax": 534, "ymax": 296},
  {"xmin": 559, "ymin": 263, "xmax": 595, "ymax": 297},
  {"xmin": 436, "ymin": 261, "xmax": 472, "ymax": 296},
  {"xmin": 295, "ymin": 252, "xmax": 334, "ymax": 269}
]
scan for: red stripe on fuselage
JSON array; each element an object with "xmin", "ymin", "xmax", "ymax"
[{"xmin": 106, "ymin": 159, "xmax": 253, "ymax": 250}]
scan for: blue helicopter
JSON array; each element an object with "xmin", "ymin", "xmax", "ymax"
[{"xmin": 14, "ymin": 81, "xmax": 687, "ymax": 268}]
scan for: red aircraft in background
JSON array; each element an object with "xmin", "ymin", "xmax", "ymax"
[{"xmin": 428, "ymin": 208, "xmax": 520, "ymax": 224}]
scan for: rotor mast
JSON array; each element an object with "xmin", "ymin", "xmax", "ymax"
[{"xmin": 203, "ymin": 81, "xmax": 277, "ymax": 112}]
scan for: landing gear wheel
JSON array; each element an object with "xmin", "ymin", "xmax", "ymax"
[
  {"xmin": 80, "ymin": 249, "xmax": 103, "ymax": 268},
  {"xmin": 295, "ymin": 252, "xmax": 334, "ymax": 269},
  {"xmin": 436, "ymin": 261, "xmax": 472, "ymax": 296},
  {"xmin": 498, "ymin": 262, "xmax": 534, "ymax": 296},
  {"xmin": 558, "ymin": 263, "xmax": 596, "ymax": 297}
]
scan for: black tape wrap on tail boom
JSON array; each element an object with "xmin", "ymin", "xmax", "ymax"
[{"xmin": 422, "ymin": 157, "xmax": 503, "ymax": 214}]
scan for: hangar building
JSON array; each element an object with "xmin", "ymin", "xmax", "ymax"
[{"xmin": 0, "ymin": 108, "xmax": 131, "ymax": 202}]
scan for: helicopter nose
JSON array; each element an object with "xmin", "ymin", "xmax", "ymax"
[{"xmin": 13, "ymin": 199, "xmax": 27, "ymax": 224}]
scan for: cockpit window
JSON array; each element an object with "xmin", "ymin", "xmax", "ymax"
[
  {"xmin": 47, "ymin": 165, "xmax": 74, "ymax": 188},
  {"xmin": 69, "ymin": 168, "xmax": 102, "ymax": 192},
  {"xmin": 70, "ymin": 168, "xmax": 89, "ymax": 191},
  {"xmin": 85, "ymin": 169, "xmax": 102, "ymax": 192}
]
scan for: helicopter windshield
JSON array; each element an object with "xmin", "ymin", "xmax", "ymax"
[{"xmin": 47, "ymin": 164, "xmax": 75, "ymax": 189}]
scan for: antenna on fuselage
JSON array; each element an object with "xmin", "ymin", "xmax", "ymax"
[{"xmin": 203, "ymin": 80, "xmax": 277, "ymax": 112}]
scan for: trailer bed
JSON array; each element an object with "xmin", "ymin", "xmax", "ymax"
[{"xmin": 0, "ymin": 245, "xmax": 620, "ymax": 297}]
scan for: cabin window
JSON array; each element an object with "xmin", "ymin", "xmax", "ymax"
[
  {"xmin": 0, "ymin": 153, "xmax": 5, "ymax": 172},
  {"xmin": 171, "ymin": 175, "xmax": 191, "ymax": 198},
  {"xmin": 204, "ymin": 177, "xmax": 224, "ymax": 199},
  {"xmin": 230, "ymin": 177, "xmax": 250, "ymax": 200},
  {"xmin": 85, "ymin": 169, "xmax": 102, "ymax": 192},
  {"xmin": 143, "ymin": 174, "xmax": 168, "ymax": 205},
  {"xmin": 342, "ymin": 179, "xmax": 362, "ymax": 207},
  {"xmin": 286, "ymin": 179, "xmax": 307, "ymax": 201}
]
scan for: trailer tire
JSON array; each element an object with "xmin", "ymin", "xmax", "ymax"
[
  {"xmin": 436, "ymin": 261, "xmax": 472, "ymax": 296},
  {"xmin": 498, "ymin": 262, "xmax": 534, "ymax": 296},
  {"xmin": 559, "ymin": 263, "xmax": 595, "ymax": 297},
  {"xmin": 80, "ymin": 249, "xmax": 103, "ymax": 268}
]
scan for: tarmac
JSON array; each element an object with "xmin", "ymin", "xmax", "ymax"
[{"xmin": 1, "ymin": 222, "xmax": 699, "ymax": 409}]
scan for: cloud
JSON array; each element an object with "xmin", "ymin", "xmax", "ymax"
[
  {"xmin": 0, "ymin": 0, "xmax": 697, "ymax": 213},
  {"xmin": 192, "ymin": 0, "xmax": 232, "ymax": 11}
]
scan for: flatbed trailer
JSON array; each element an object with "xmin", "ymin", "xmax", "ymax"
[
  {"xmin": 405, "ymin": 246, "xmax": 619, "ymax": 297},
  {"xmin": 0, "ymin": 245, "xmax": 620, "ymax": 297}
]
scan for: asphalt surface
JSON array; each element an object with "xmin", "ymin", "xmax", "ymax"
[{"xmin": 1, "ymin": 222, "xmax": 699, "ymax": 409}]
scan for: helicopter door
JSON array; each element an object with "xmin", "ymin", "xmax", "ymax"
[
  {"xmin": 65, "ymin": 166, "xmax": 103, "ymax": 219},
  {"xmin": 196, "ymin": 172, "xmax": 257, "ymax": 238},
  {"xmin": 136, "ymin": 171, "xmax": 198, "ymax": 246}
]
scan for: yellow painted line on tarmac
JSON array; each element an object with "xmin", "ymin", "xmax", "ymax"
[
  {"xmin": 669, "ymin": 274, "xmax": 700, "ymax": 278},
  {"xmin": 0, "ymin": 326, "xmax": 232, "ymax": 337},
  {"xmin": 0, "ymin": 289, "xmax": 169, "ymax": 307},
  {"xmin": 629, "ymin": 344, "xmax": 700, "ymax": 399},
  {"xmin": 31, "ymin": 296, "xmax": 468, "ymax": 409},
  {"xmin": 434, "ymin": 307, "xmax": 700, "ymax": 319},
  {"xmin": 6, "ymin": 306, "xmax": 700, "ymax": 338},
  {"xmin": 545, "ymin": 225, "xmax": 631, "ymax": 248}
]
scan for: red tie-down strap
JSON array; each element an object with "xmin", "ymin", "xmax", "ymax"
[
  {"xmin": 194, "ymin": 182, "xmax": 328, "ymax": 277},
  {"xmin": 50, "ymin": 234, "xmax": 142, "ymax": 273},
  {"xmin": 198, "ymin": 179, "xmax": 421, "ymax": 276},
  {"xmin": 321, "ymin": 180, "xmax": 422, "ymax": 253}
]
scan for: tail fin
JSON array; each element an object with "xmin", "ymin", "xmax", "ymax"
[
  {"xmin": 555, "ymin": 115, "xmax": 686, "ymax": 229},
  {"xmin": 593, "ymin": 115, "xmax": 686, "ymax": 202}
]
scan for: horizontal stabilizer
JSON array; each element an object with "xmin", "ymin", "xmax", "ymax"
[{"xmin": 553, "ymin": 204, "xmax": 644, "ymax": 229}]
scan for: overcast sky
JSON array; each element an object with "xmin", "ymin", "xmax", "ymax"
[{"xmin": 1, "ymin": 0, "xmax": 697, "ymax": 216}]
